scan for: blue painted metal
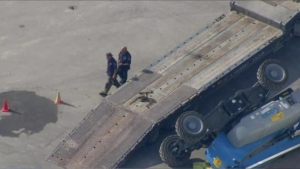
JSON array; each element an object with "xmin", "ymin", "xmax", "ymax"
[{"xmin": 206, "ymin": 121, "xmax": 300, "ymax": 169}]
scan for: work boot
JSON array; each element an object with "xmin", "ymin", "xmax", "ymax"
[
  {"xmin": 99, "ymin": 88, "xmax": 109, "ymax": 97},
  {"xmin": 99, "ymin": 91, "xmax": 108, "ymax": 97},
  {"xmin": 119, "ymin": 80, "xmax": 125, "ymax": 86}
]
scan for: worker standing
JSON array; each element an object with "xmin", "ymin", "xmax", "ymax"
[
  {"xmin": 99, "ymin": 52, "xmax": 120, "ymax": 97},
  {"xmin": 117, "ymin": 46, "xmax": 131, "ymax": 85}
]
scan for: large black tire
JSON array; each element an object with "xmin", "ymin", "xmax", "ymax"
[
  {"xmin": 257, "ymin": 59, "xmax": 288, "ymax": 91},
  {"xmin": 175, "ymin": 111, "xmax": 207, "ymax": 143},
  {"xmin": 159, "ymin": 135, "xmax": 191, "ymax": 167}
]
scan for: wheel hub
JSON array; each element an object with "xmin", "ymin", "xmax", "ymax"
[
  {"xmin": 168, "ymin": 141, "xmax": 181, "ymax": 156},
  {"xmin": 188, "ymin": 122, "xmax": 196, "ymax": 130},
  {"xmin": 172, "ymin": 146, "xmax": 178, "ymax": 152},
  {"xmin": 183, "ymin": 115, "xmax": 203, "ymax": 135},
  {"xmin": 270, "ymin": 71, "xmax": 278, "ymax": 77},
  {"xmin": 170, "ymin": 145, "xmax": 186, "ymax": 157},
  {"xmin": 265, "ymin": 63, "xmax": 286, "ymax": 83}
]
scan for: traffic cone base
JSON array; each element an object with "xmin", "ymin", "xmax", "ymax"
[
  {"xmin": 54, "ymin": 91, "xmax": 63, "ymax": 104},
  {"xmin": 2, "ymin": 99, "xmax": 10, "ymax": 112},
  {"xmin": 54, "ymin": 99, "xmax": 63, "ymax": 104}
]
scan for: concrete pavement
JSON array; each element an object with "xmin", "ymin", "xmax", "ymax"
[{"xmin": 0, "ymin": 1, "xmax": 229, "ymax": 168}]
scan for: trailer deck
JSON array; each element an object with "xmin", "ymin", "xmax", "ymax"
[{"xmin": 47, "ymin": 1, "xmax": 300, "ymax": 169}]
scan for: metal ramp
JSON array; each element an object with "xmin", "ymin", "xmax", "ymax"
[
  {"xmin": 49, "ymin": 101, "xmax": 153, "ymax": 169},
  {"xmin": 48, "ymin": 85, "xmax": 197, "ymax": 169}
]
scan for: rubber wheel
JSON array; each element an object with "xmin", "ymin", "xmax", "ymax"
[
  {"xmin": 159, "ymin": 135, "xmax": 191, "ymax": 167},
  {"xmin": 146, "ymin": 125, "xmax": 160, "ymax": 145},
  {"xmin": 175, "ymin": 111, "xmax": 206, "ymax": 143},
  {"xmin": 257, "ymin": 59, "xmax": 288, "ymax": 91}
]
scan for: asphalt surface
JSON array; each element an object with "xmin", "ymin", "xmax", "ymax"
[{"xmin": 0, "ymin": 1, "xmax": 229, "ymax": 168}]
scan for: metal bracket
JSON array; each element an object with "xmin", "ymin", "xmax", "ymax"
[{"xmin": 130, "ymin": 90, "xmax": 157, "ymax": 108}]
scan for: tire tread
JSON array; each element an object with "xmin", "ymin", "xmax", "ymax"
[
  {"xmin": 257, "ymin": 59, "xmax": 288, "ymax": 91},
  {"xmin": 159, "ymin": 135, "xmax": 191, "ymax": 167},
  {"xmin": 175, "ymin": 111, "xmax": 206, "ymax": 143}
]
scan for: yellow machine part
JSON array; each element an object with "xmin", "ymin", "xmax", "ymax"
[{"xmin": 193, "ymin": 162, "xmax": 213, "ymax": 169}]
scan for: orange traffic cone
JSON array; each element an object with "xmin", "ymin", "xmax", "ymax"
[
  {"xmin": 2, "ymin": 99, "xmax": 10, "ymax": 112},
  {"xmin": 54, "ymin": 91, "xmax": 63, "ymax": 104}
]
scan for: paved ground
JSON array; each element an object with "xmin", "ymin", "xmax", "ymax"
[
  {"xmin": 2, "ymin": 1, "xmax": 300, "ymax": 169},
  {"xmin": 0, "ymin": 1, "xmax": 229, "ymax": 168},
  {"xmin": 122, "ymin": 37, "xmax": 300, "ymax": 168}
]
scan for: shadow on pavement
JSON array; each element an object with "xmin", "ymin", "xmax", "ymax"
[
  {"xmin": 172, "ymin": 158, "xmax": 206, "ymax": 169},
  {"xmin": 0, "ymin": 91, "xmax": 58, "ymax": 137},
  {"xmin": 61, "ymin": 101, "xmax": 76, "ymax": 108},
  {"xmin": 9, "ymin": 109, "xmax": 23, "ymax": 115}
]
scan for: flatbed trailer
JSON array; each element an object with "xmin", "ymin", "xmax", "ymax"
[{"xmin": 47, "ymin": 1, "xmax": 300, "ymax": 168}]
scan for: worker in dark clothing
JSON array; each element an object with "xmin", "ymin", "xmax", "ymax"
[
  {"xmin": 117, "ymin": 46, "xmax": 131, "ymax": 85},
  {"xmin": 99, "ymin": 52, "xmax": 120, "ymax": 97}
]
